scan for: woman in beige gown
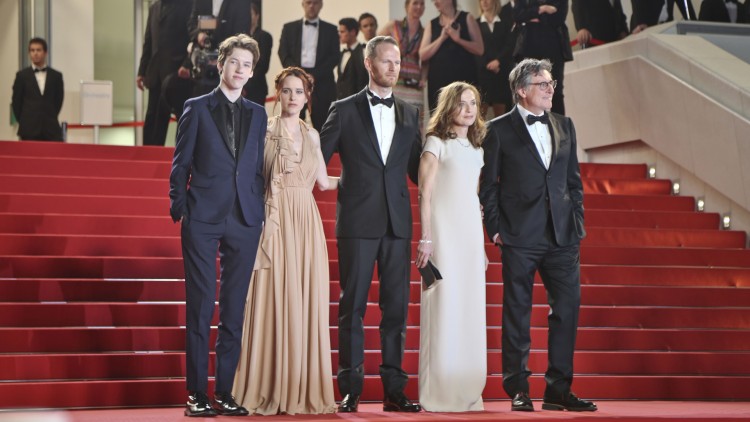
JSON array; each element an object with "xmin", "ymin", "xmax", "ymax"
[{"xmin": 232, "ymin": 67, "xmax": 337, "ymax": 415}]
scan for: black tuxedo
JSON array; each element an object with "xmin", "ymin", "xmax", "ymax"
[
  {"xmin": 12, "ymin": 66, "xmax": 64, "ymax": 141},
  {"xmin": 320, "ymin": 89, "xmax": 421, "ymax": 397},
  {"xmin": 479, "ymin": 106, "xmax": 585, "ymax": 400},
  {"xmin": 244, "ymin": 27, "xmax": 272, "ymax": 105},
  {"xmin": 336, "ymin": 43, "xmax": 368, "ymax": 100},
  {"xmin": 278, "ymin": 18, "xmax": 339, "ymax": 131},
  {"xmin": 699, "ymin": 0, "xmax": 749, "ymax": 23},
  {"xmin": 572, "ymin": 0, "xmax": 628, "ymax": 44},
  {"xmin": 631, "ymin": 0, "xmax": 696, "ymax": 30},
  {"xmin": 513, "ymin": 0, "xmax": 572, "ymax": 115},
  {"xmin": 138, "ymin": 0, "xmax": 192, "ymax": 146},
  {"xmin": 170, "ymin": 88, "xmax": 266, "ymax": 394}
]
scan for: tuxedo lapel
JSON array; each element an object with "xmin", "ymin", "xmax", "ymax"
[
  {"xmin": 354, "ymin": 90, "xmax": 384, "ymax": 163},
  {"xmin": 25, "ymin": 69, "xmax": 43, "ymax": 98},
  {"xmin": 238, "ymin": 99, "xmax": 254, "ymax": 157},
  {"xmin": 293, "ymin": 20, "xmax": 303, "ymax": 65},
  {"xmin": 510, "ymin": 107, "xmax": 546, "ymax": 169},
  {"xmin": 207, "ymin": 91, "xmax": 234, "ymax": 156},
  {"xmin": 386, "ymin": 98, "xmax": 407, "ymax": 167}
]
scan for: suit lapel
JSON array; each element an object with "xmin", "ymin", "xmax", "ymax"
[
  {"xmin": 386, "ymin": 98, "xmax": 407, "ymax": 167},
  {"xmin": 208, "ymin": 90, "xmax": 235, "ymax": 156},
  {"xmin": 510, "ymin": 107, "xmax": 546, "ymax": 169},
  {"xmin": 548, "ymin": 113, "xmax": 563, "ymax": 168},
  {"xmin": 294, "ymin": 20, "xmax": 303, "ymax": 65},
  {"xmin": 355, "ymin": 90, "xmax": 384, "ymax": 164},
  {"xmin": 238, "ymin": 99, "xmax": 254, "ymax": 156}
]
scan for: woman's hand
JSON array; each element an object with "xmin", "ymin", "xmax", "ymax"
[
  {"xmin": 486, "ymin": 59, "xmax": 500, "ymax": 73},
  {"xmin": 538, "ymin": 5, "xmax": 557, "ymax": 14},
  {"xmin": 416, "ymin": 239, "xmax": 434, "ymax": 268}
]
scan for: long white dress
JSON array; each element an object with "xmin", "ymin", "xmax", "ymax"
[{"xmin": 418, "ymin": 135, "xmax": 487, "ymax": 412}]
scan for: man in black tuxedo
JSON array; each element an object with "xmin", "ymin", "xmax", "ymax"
[
  {"xmin": 320, "ymin": 36, "xmax": 422, "ymax": 414},
  {"xmin": 170, "ymin": 34, "xmax": 266, "ymax": 417},
  {"xmin": 512, "ymin": 0, "xmax": 573, "ymax": 115},
  {"xmin": 12, "ymin": 38, "xmax": 64, "ymax": 141},
  {"xmin": 185, "ymin": 0, "xmax": 253, "ymax": 96},
  {"xmin": 479, "ymin": 58, "xmax": 595, "ymax": 413},
  {"xmin": 336, "ymin": 17, "xmax": 368, "ymax": 99},
  {"xmin": 631, "ymin": 0, "xmax": 696, "ymax": 33},
  {"xmin": 700, "ymin": 0, "xmax": 749, "ymax": 23},
  {"xmin": 137, "ymin": 0, "xmax": 192, "ymax": 146},
  {"xmin": 572, "ymin": 0, "xmax": 628, "ymax": 47},
  {"xmin": 278, "ymin": 0, "xmax": 339, "ymax": 131}
]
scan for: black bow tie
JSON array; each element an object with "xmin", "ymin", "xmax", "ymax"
[
  {"xmin": 369, "ymin": 93, "xmax": 394, "ymax": 108},
  {"xmin": 526, "ymin": 113, "xmax": 549, "ymax": 125},
  {"xmin": 34, "ymin": 67, "xmax": 47, "ymax": 73},
  {"xmin": 304, "ymin": 20, "xmax": 318, "ymax": 27},
  {"xmin": 342, "ymin": 47, "xmax": 352, "ymax": 53}
]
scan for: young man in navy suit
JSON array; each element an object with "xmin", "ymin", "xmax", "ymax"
[
  {"xmin": 169, "ymin": 33, "xmax": 267, "ymax": 417},
  {"xmin": 479, "ymin": 58, "xmax": 595, "ymax": 413},
  {"xmin": 12, "ymin": 38, "xmax": 64, "ymax": 141}
]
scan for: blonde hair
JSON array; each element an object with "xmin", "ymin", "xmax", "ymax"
[
  {"xmin": 426, "ymin": 82, "xmax": 487, "ymax": 147},
  {"xmin": 479, "ymin": 0, "xmax": 501, "ymax": 17}
]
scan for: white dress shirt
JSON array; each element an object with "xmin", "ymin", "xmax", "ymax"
[
  {"xmin": 212, "ymin": 0, "xmax": 222, "ymax": 17},
  {"xmin": 301, "ymin": 18, "xmax": 319, "ymax": 68},
  {"xmin": 33, "ymin": 65, "xmax": 47, "ymax": 95},
  {"xmin": 339, "ymin": 41, "xmax": 357, "ymax": 74},
  {"xmin": 367, "ymin": 91, "xmax": 396, "ymax": 164},
  {"xmin": 480, "ymin": 14, "xmax": 501, "ymax": 32},
  {"xmin": 517, "ymin": 104, "xmax": 552, "ymax": 169}
]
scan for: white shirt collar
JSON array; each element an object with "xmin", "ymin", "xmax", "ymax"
[{"xmin": 480, "ymin": 14, "xmax": 501, "ymax": 24}]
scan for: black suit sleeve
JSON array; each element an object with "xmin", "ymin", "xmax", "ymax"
[
  {"xmin": 479, "ymin": 122, "xmax": 502, "ymax": 240},
  {"xmin": 278, "ymin": 22, "xmax": 298, "ymax": 68},
  {"xmin": 315, "ymin": 23, "xmax": 340, "ymax": 76},
  {"xmin": 11, "ymin": 72, "xmax": 24, "ymax": 122},
  {"xmin": 254, "ymin": 31, "xmax": 272, "ymax": 81},
  {"xmin": 53, "ymin": 72, "xmax": 64, "ymax": 116},
  {"xmin": 572, "ymin": 0, "xmax": 588, "ymax": 31},
  {"xmin": 319, "ymin": 100, "xmax": 341, "ymax": 165},
  {"xmin": 138, "ymin": 3, "xmax": 155, "ymax": 78},
  {"xmin": 565, "ymin": 118, "xmax": 585, "ymax": 237}
]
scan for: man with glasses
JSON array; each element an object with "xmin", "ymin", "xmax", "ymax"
[{"xmin": 479, "ymin": 58, "xmax": 595, "ymax": 413}]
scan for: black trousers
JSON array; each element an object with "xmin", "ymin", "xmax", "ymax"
[
  {"xmin": 142, "ymin": 78, "xmax": 172, "ymax": 146},
  {"xmin": 181, "ymin": 203, "xmax": 261, "ymax": 393},
  {"xmin": 499, "ymin": 221, "xmax": 581, "ymax": 400},
  {"xmin": 336, "ymin": 230, "xmax": 411, "ymax": 397}
]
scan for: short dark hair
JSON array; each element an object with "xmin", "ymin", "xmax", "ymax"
[
  {"xmin": 365, "ymin": 35, "xmax": 399, "ymax": 60},
  {"xmin": 339, "ymin": 17, "xmax": 359, "ymax": 33},
  {"xmin": 509, "ymin": 58, "xmax": 553, "ymax": 104},
  {"xmin": 358, "ymin": 12, "xmax": 377, "ymax": 25},
  {"xmin": 29, "ymin": 37, "xmax": 48, "ymax": 52},
  {"xmin": 217, "ymin": 33, "xmax": 260, "ymax": 70}
]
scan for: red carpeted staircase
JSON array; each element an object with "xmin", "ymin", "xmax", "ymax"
[{"xmin": 0, "ymin": 140, "xmax": 749, "ymax": 409}]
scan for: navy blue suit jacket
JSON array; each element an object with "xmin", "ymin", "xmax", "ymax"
[{"xmin": 169, "ymin": 88, "xmax": 267, "ymax": 226}]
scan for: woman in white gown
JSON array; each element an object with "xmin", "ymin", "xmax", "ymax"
[{"xmin": 416, "ymin": 81, "xmax": 488, "ymax": 412}]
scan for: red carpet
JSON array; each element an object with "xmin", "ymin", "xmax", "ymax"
[{"xmin": 0, "ymin": 140, "xmax": 749, "ymax": 411}]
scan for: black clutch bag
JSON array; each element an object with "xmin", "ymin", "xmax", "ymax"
[{"xmin": 418, "ymin": 260, "xmax": 443, "ymax": 289}]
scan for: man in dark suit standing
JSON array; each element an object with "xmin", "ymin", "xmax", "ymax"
[
  {"xmin": 479, "ymin": 58, "xmax": 595, "ymax": 413},
  {"xmin": 278, "ymin": 0, "xmax": 339, "ymax": 131},
  {"xmin": 137, "ymin": 0, "xmax": 192, "ymax": 146},
  {"xmin": 12, "ymin": 38, "xmax": 64, "ymax": 141},
  {"xmin": 336, "ymin": 17, "xmax": 368, "ymax": 99},
  {"xmin": 572, "ymin": 0, "xmax": 629, "ymax": 47},
  {"xmin": 244, "ymin": 1, "xmax": 272, "ymax": 105},
  {"xmin": 631, "ymin": 0, "xmax": 696, "ymax": 33},
  {"xmin": 699, "ymin": 0, "xmax": 749, "ymax": 23},
  {"xmin": 169, "ymin": 34, "xmax": 266, "ymax": 417},
  {"xmin": 320, "ymin": 36, "xmax": 421, "ymax": 414}
]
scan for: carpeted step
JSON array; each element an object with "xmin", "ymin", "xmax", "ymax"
[
  {"xmin": 3, "ymin": 279, "xmax": 749, "ymax": 308},
  {"xmin": 3, "ymin": 350, "xmax": 749, "ymax": 382},
  {"xmin": 0, "ymin": 156, "xmax": 171, "ymax": 179},
  {"xmin": 0, "ymin": 210, "xmax": 721, "ymax": 238},
  {"xmin": 1, "ymin": 302, "xmax": 747, "ymax": 329},
  {"xmin": 3, "ymin": 326, "xmax": 747, "ymax": 354},
  {"xmin": 5, "ymin": 256, "xmax": 750, "ymax": 286},
  {"xmin": 0, "ymin": 140, "xmax": 173, "ymax": 160},
  {"xmin": 0, "ymin": 192, "xmax": 698, "ymax": 216},
  {"xmin": 0, "ymin": 373, "xmax": 748, "ymax": 409}
]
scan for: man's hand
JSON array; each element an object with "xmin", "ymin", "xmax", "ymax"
[
  {"xmin": 492, "ymin": 233, "xmax": 503, "ymax": 246},
  {"xmin": 178, "ymin": 66, "xmax": 191, "ymax": 79},
  {"xmin": 136, "ymin": 75, "xmax": 145, "ymax": 91},
  {"xmin": 632, "ymin": 24, "xmax": 648, "ymax": 34},
  {"xmin": 538, "ymin": 5, "xmax": 557, "ymax": 14},
  {"xmin": 486, "ymin": 59, "xmax": 500, "ymax": 73},
  {"xmin": 577, "ymin": 29, "xmax": 592, "ymax": 46}
]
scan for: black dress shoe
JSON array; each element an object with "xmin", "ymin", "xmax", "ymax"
[
  {"xmin": 383, "ymin": 393, "xmax": 421, "ymax": 412},
  {"xmin": 338, "ymin": 393, "xmax": 360, "ymax": 413},
  {"xmin": 511, "ymin": 392, "xmax": 534, "ymax": 411},
  {"xmin": 542, "ymin": 392, "xmax": 597, "ymax": 411},
  {"xmin": 185, "ymin": 391, "xmax": 217, "ymax": 417},
  {"xmin": 213, "ymin": 392, "xmax": 249, "ymax": 416}
]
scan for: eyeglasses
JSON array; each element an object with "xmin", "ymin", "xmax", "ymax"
[{"xmin": 527, "ymin": 80, "xmax": 557, "ymax": 90}]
